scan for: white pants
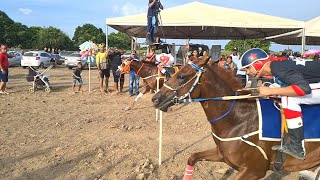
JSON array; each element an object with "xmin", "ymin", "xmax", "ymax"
[{"xmin": 281, "ymin": 83, "xmax": 320, "ymax": 129}]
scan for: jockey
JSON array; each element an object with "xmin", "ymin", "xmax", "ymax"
[
  {"xmin": 240, "ymin": 48, "xmax": 320, "ymax": 160},
  {"xmin": 155, "ymin": 52, "xmax": 174, "ymax": 78}
]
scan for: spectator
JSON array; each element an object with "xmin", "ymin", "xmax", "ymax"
[
  {"xmin": 187, "ymin": 49, "xmax": 199, "ymax": 63},
  {"xmin": 146, "ymin": 0, "xmax": 163, "ymax": 44},
  {"xmin": 72, "ymin": 62, "xmax": 83, "ymax": 94},
  {"xmin": 313, "ymin": 54, "xmax": 319, "ymax": 61},
  {"xmin": 109, "ymin": 47, "xmax": 124, "ymax": 93},
  {"xmin": 224, "ymin": 56, "xmax": 237, "ymax": 72},
  {"xmin": 201, "ymin": 50, "xmax": 211, "ymax": 61},
  {"xmin": 0, "ymin": 45, "xmax": 13, "ymax": 94},
  {"xmin": 218, "ymin": 55, "xmax": 226, "ymax": 67},
  {"xmin": 231, "ymin": 47, "xmax": 246, "ymax": 86},
  {"xmin": 129, "ymin": 50, "xmax": 140, "ymax": 96},
  {"xmin": 96, "ymin": 43, "xmax": 110, "ymax": 94}
]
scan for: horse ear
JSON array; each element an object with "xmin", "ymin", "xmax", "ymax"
[{"xmin": 197, "ymin": 56, "xmax": 210, "ymax": 67}]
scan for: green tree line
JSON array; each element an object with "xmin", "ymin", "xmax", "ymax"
[{"xmin": 0, "ymin": 11, "xmax": 130, "ymax": 50}]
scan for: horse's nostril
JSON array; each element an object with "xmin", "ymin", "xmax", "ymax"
[{"xmin": 153, "ymin": 99, "xmax": 159, "ymax": 105}]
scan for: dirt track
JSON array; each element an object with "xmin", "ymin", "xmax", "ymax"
[{"xmin": 0, "ymin": 66, "xmax": 301, "ymax": 179}]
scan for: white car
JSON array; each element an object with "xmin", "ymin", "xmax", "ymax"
[
  {"xmin": 65, "ymin": 53, "xmax": 96, "ymax": 69},
  {"xmin": 21, "ymin": 51, "xmax": 53, "ymax": 68},
  {"xmin": 8, "ymin": 51, "xmax": 22, "ymax": 67}
]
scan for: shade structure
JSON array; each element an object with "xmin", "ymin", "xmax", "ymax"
[
  {"xmin": 267, "ymin": 16, "xmax": 320, "ymax": 45},
  {"xmin": 106, "ymin": 1, "xmax": 304, "ymax": 40}
]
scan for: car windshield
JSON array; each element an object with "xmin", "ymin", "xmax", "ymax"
[
  {"xmin": 69, "ymin": 53, "xmax": 81, "ymax": 57},
  {"xmin": 24, "ymin": 52, "xmax": 38, "ymax": 56}
]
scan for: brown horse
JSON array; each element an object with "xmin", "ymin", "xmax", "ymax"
[
  {"xmin": 152, "ymin": 57, "xmax": 320, "ymax": 179},
  {"xmin": 118, "ymin": 60, "xmax": 165, "ymax": 110}
]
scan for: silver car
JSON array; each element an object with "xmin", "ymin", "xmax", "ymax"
[
  {"xmin": 8, "ymin": 51, "xmax": 22, "ymax": 67},
  {"xmin": 64, "ymin": 53, "xmax": 96, "ymax": 69}
]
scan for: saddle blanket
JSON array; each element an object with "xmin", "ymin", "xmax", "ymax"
[
  {"xmin": 257, "ymin": 99, "xmax": 320, "ymax": 142},
  {"xmin": 158, "ymin": 66, "xmax": 179, "ymax": 78}
]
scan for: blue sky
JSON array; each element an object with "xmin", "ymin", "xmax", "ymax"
[{"xmin": 2, "ymin": 0, "xmax": 319, "ymax": 51}]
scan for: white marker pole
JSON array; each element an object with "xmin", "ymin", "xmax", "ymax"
[
  {"xmin": 88, "ymin": 57, "xmax": 91, "ymax": 94},
  {"xmin": 156, "ymin": 76, "xmax": 163, "ymax": 165}
]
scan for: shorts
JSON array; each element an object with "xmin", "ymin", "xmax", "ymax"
[
  {"xmin": 72, "ymin": 78, "xmax": 83, "ymax": 85},
  {"xmin": 0, "ymin": 69, "xmax": 8, "ymax": 82},
  {"xmin": 111, "ymin": 67, "xmax": 124, "ymax": 83},
  {"xmin": 99, "ymin": 69, "xmax": 110, "ymax": 78}
]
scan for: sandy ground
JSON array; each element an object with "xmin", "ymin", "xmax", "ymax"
[{"xmin": 0, "ymin": 66, "xmax": 304, "ymax": 180}]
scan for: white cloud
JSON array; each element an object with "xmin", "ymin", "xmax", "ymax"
[
  {"xmin": 113, "ymin": 2, "xmax": 146, "ymax": 16},
  {"xmin": 19, "ymin": 8, "xmax": 32, "ymax": 15}
]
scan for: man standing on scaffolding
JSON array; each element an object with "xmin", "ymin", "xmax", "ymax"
[{"xmin": 146, "ymin": 0, "xmax": 163, "ymax": 44}]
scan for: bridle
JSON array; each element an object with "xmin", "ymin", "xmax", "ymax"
[{"xmin": 163, "ymin": 62, "xmax": 205, "ymax": 104}]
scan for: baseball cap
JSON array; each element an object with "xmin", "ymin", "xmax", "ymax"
[
  {"xmin": 233, "ymin": 47, "xmax": 238, "ymax": 51},
  {"xmin": 131, "ymin": 50, "xmax": 136, "ymax": 54}
]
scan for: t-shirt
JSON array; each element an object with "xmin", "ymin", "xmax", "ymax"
[
  {"xmin": 73, "ymin": 68, "xmax": 82, "ymax": 79},
  {"xmin": 96, "ymin": 51, "xmax": 109, "ymax": 70},
  {"xmin": 230, "ymin": 53, "xmax": 245, "ymax": 75},
  {"xmin": 147, "ymin": 0, "xmax": 156, "ymax": 17},
  {"xmin": 155, "ymin": 53, "xmax": 174, "ymax": 66},
  {"xmin": 109, "ymin": 52, "xmax": 122, "ymax": 69},
  {"xmin": 271, "ymin": 59, "xmax": 320, "ymax": 94},
  {"xmin": 0, "ymin": 52, "xmax": 10, "ymax": 70}
]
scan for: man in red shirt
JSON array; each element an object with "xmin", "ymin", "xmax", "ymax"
[{"xmin": 0, "ymin": 44, "xmax": 13, "ymax": 94}]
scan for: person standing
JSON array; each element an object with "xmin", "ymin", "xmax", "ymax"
[
  {"xmin": 231, "ymin": 47, "xmax": 246, "ymax": 85},
  {"xmin": 108, "ymin": 47, "xmax": 124, "ymax": 93},
  {"xmin": 128, "ymin": 50, "xmax": 140, "ymax": 96},
  {"xmin": 72, "ymin": 62, "xmax": 83, "ymax": 94},
  {"xmin": 96, "ymin": 44, "xmax": 110, "ymax": 94},
  {"xmin": 0, "ymin": 45, "xmax": 13, "ymax": 94},
  {"xmin": 146, "ymin": 0, "xmax": 163, "ymax": 44}
]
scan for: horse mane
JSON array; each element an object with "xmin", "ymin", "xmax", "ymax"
[{"xmin": 206, "ymin": 63, "xmax": 243, "ymax": 92}]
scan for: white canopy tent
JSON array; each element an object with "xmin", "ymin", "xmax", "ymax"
[
  {"xmin": 106, "ymin": 1, "xmax": 304, "ymax": 44},
  {"xmin": 266, "ymin": 16, "xmax": 320, "ymax": 46}
]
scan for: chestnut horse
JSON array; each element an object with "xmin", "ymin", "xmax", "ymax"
[
  {"xmin": 118, "ymin": 60, "xmax": 165, "ymax": 110},
  {"xmin": 152, "ymin": 57, "xmax": 320, "ymax": 179}
]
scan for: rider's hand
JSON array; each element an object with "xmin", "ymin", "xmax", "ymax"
[{"xmin": 258, "ymin": 86, "xmax": 273, "ymax": 96}]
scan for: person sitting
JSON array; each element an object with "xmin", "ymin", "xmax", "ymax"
[
  {"xmin": 223, "ymin": 56, "xmax": 237, "ymax": 72},
  {"xmin": 240, "ymin": 48, "xmax": 320, "ymax": 160}
]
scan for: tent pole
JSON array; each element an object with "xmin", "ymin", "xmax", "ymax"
[
  {"xmin": 301, "ymin": 28, "xmax": 306, "ymax": 54},
  {"xmin": 106, "ymin": 25, "xmax": 109, "ymax": 48}
]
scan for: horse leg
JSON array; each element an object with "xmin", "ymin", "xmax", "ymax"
[
  {"xmin": 183, "ymin": 147, "xmax": 223, "ymax": 180},
  {"xmin": 125, "ymin": 92, "xmax": 144, "ymax": 111},
  {"xmin": 233, "ymin": 167, "xmax": 266, "ymax": 180}
]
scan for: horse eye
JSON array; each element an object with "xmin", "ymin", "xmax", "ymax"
[{"xmin": 178, "ymin": 74, "xmax": 184, "ymax": 79}]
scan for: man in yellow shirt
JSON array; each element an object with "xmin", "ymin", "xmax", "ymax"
[{"xmin": 96, "ymin": 44, "xmax": 110, "ymax": 94}]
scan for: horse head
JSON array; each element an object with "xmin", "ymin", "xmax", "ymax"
[{"xmin": 152, "ymin": 56, "xmax": 210, "ymax": 111}]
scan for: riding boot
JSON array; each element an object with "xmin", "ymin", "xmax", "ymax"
[
  {"xmin": 114, "ymin": 82, "xmax": 119, "ymax": 93},
  {"xmin": 272, "ymin": 127, "xmax": 305, "ymax": 160},
  {"xmin": 120, "ymin": 81, "xmax": 124, "ymax": 93},
  {"xmin": 165, "ymin": 71, "xmax": 171, "ymax": 79}
]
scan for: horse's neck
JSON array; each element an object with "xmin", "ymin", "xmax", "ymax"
[
  {"xmin": 130, "ymin": 62, "xmax": 157, "ymax": 78},
  {"xmin": 199, "ymin": 73, "xmax": 258, "ymax": 138}
]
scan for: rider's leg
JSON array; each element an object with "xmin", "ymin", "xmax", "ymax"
[{"xmin": 273, "ymin": 85, "xmax": 320, "ymax": 159}]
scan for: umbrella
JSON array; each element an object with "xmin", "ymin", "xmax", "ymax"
[{"xmin": 303, "ymin": 49, "xmax": 320, "ymax": 57}]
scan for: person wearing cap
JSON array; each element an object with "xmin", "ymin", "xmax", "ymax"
[
  {"xmin": 231, "ymin": 47, "xmax": 246, "ymax": 85},
  {"xmin": 0, "ymin": 45, "xmax": 14, "ymax": 94},
  {"xmin": 128, "ymin": 50, "xmax": 140, "ymax": 96},
  {"xmin": 96, "ymin": 43, "xmax": 110, "ymax": 94},
  {"xmin": 241, "ymin": 48, "xmax": 320, "ymax": 160}
]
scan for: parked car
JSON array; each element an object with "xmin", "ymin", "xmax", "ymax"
[
  {"xmin": 21, "ymin": 51, "xmax": 53, "ymax": 68},
  {"xmin": 121, "ymin": 52, "xmax": 131, "ymax": 59},
  {"xmin": 50, "ymin": 53, "xmax": 63, "ymax": 65},
  {"xmin": 8, "ymin": 51, "xmax": 22, "ymax": 67},
  {"xmin": 59, "ymin": 51, "xmax": 76, "ymax": 64},
  {"xmin": 64, "ymin": 53, "xmax": 96, "ymax": 70}
]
